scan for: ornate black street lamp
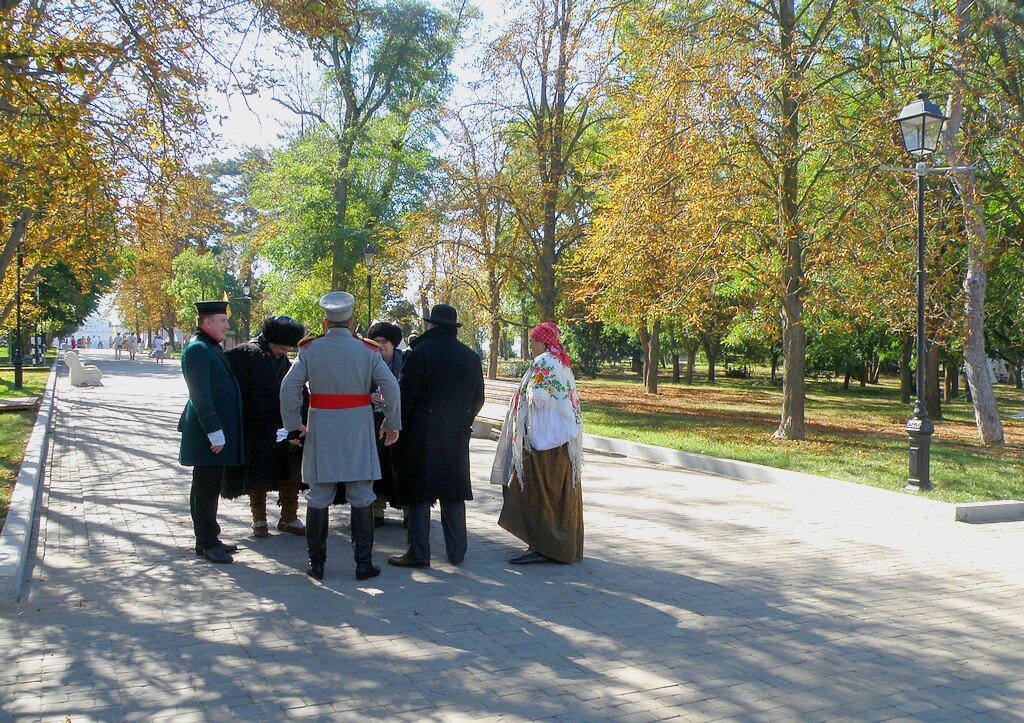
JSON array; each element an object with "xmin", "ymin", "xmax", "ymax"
[
  {"xmin": 363, "ymin": 243, "xmax": 378, "ymax": 329},
  {"xmin": 894, "ymin": 91, "xmax": 948, "ymax": 492}
]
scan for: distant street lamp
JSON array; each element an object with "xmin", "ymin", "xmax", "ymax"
[
  {"xmin": 892, "ymin": 91, "xmax": 948, "ymax": 492},
  {"xmin": 363, "ymin": 243, "xmax": 378, "ymax": 329},
  {"xmin": 240, "ymin": 276, "xmax": 253, "ymax": 342}
]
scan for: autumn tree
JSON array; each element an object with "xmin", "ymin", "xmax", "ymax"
[
  {"xmin": 264, "ymin": 0, "xmax": 463, "ymax": 289},
  {"xmin": 484, "ymin": 0, "xmax": 611, "ymax": 322}
]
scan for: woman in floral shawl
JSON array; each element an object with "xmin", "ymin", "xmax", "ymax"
[{"xmin": 490, "ymin": 322, "xmax": 584, "ymax": 564}]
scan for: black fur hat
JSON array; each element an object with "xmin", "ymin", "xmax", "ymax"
[
  {"xmin": 366, "ymin": 321, "xmax": 403, "ymax": 347},
  {"xmin": 261, "ymin": 316, "xmax": 305, "ymax": 347}
]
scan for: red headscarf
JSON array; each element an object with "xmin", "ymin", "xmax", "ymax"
[{"xmin": 530, "ymin": 322, "xmax": 572, "ymax": 368}]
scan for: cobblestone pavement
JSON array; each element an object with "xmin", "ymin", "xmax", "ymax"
[{"xmin": 2, "ymin": 351, "xmax": 1024, "ymax": 722}]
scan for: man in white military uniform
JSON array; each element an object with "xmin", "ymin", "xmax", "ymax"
[{"xmin": 280, "ymin": 291, "xmax": 401, "ymax": 581}]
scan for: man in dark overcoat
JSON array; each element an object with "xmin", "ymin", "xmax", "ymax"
[
  {"xmin": 225, "ymin": 316, "xmax": 307, "ymax": 538},
  {"xmin": 389, "ymin": 304, "xmax": 484, "ymax": 568},
  {"xmin": 367, "ymin": 321, "xmax": 407, "ymax": 527},
  {"xmin": 178, "ymin": 300, "xmax": 244, "ymax": 564}
]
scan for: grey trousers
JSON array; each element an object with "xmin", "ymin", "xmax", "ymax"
[
  {"xmin": 306, "ymin": 480, "xmax": 375, "ymax": 509},
  {"xmin": 406, "ymin": 500, "xmax": 466, "ymax": 562}
]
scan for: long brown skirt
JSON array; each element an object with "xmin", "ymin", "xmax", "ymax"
[{"xmin": 498, "ymin": 444, "xmax": 583, "ymax": 564}]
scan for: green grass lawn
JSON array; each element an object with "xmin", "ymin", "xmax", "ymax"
[
  {"xmin": 579, "ymin": 374, "xmax": 1024, "ymax": 503},
  {"xmin": 0, "ymin": 367, "xmax": 50, "ymax": 399},
  {"xmin": 0, "ymin": 411, "xmax": 34, "ymax": 530}
]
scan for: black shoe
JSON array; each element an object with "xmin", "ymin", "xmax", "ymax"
[
  {"xmin": 195, "ymin": 541, "xmax": 238, "ymax": 556},
  {"xmin": 307, "ymin": 560, "xmax": 325, "ymax": 581},
  {"xmin": 203, "ymin": 545, "xmax": 234, "ymax": 564},
  {"xmin": 510, "ymin": 551, "xmax": 551, "ymax": 564},
  {"xmin": 355, "ymin": 563, "xmax": 381, "ymax": 580},
  {"xmin": 388, "ymin": 553, "xmax": 430, "ymax": 568},
  {"xmin": 373, "ymin": 516, "xmax": 385, "ymax": 528},
  {"xmin": 448, "ymin": 556, "xmax": 464, "ymax": 566}
]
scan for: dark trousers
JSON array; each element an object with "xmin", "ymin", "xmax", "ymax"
[
  {"xmin": 190, "ymin": 466, "xmax": 222, "ymax": 549},
  {"xmin": 407, "ymin": 500, "xmax": 466, "ymax": 562}
]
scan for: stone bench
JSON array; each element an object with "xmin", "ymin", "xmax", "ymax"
[
  {"xmin": 63, "ymin": 351, "xmax": 103, "ymax": 386},
  {"xmin": 472, "ymin": 379, "xmax": 518, "ymax": 439}
]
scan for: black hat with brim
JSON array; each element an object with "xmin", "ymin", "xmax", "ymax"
[
  {"xmin": 195, "ymin": 300, "xmax": 229, "ymax": 316},
  {"xmin": 423, "ymin": 304, "xmax": 461, "ymax": 328},
  {"xmin": 262, "ymin": 316, "xmax": 306, "ymax": 347}
]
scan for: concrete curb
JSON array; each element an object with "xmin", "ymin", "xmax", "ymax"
[
  {"xmin": 0, "ymin": 362, "xmax": 58, "ymax": 602},
  {"xmin": 955, "ymin": 501, "xmax": 1024, "ymax": 524},
  {"xmin": 581, "ymin": 433, "xmax": 955, "ymax": 514}
]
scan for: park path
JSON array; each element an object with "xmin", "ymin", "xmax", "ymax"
[{"xmin": 2, "ymin": 350, "xmax": 1024, "ymax": 721}]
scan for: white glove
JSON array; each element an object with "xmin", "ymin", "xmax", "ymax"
[
  {"xmin": 276, "ymin": 428, "xmax": 289, "ymax": 443},
  {"xmin": 207, "ymin": 430, "xmax": 226, "ymax": 447}
]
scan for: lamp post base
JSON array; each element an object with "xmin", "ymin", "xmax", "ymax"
[{"xmin": 905, "ymin": 414, "xmax": 934, "ymax": 492}]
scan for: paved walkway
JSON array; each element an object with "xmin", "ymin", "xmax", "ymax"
[{"xmin": 2, "ymin": 351, "xmax": 1024, "ymax": 722}]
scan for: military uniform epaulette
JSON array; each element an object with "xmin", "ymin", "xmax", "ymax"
[
  {"xmin": 297, "ymin": 334, "xmax": 322, "ymax": 349},
  {"xmin": 359, "ymin": 336, "xmax": 381, "ymax": 351}
]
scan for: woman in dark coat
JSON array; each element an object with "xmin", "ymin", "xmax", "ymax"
[
  {"xmin": 224, "ymin": 316, "xmax": 307, "ymax": 538},
  {"xmin": 366, "ymin": 321, "xmax": 407, "ymax": 527},
  {"xmin": 389, "ymin": 305, "xmax": 484, "ymax": 568}
]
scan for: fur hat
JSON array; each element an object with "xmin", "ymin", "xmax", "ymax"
[
  {"xmin": 261, "ymin": 316, "xmax": 306, "ymax": 347},
  {"xmin": 366, "ymin": 321, "xmax": 402, "ymax": 347}
]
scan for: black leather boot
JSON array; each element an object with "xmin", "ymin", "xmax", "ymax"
[
  {"xmin": 306, "ymin": 507, "xmax": 329, "ymax": 581},
  {"xmin": 351, "ymin": 505, "xmax": 380, "ymax": 581}
]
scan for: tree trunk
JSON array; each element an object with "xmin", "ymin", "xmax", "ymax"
[
  {"xmin": 647, "ymin": 318, "xmax": 661, "ymax": 395},
  {"xmin": 944, "ymin": 361, "xmax": 958, "ymax": 402},
  {"xmin": 925, "ymin": 342, "xmax": 942, "ymax": 420},
  {"xmin": 770, "ymin": 346, "xmax": 781, "ymax": 385},
  {"xmin": 943, "ymin": 0, "xmax": 1004, "ymax": 446},
  {"xmin": 859, "ymin": 361, "xmax": 867, "ymax": 387},
  {"xmin": 773, "ymin": 0, "xmax": 806, "ymax": 441},
  {"xmin": 638, "ymin": 324, "xmax": 651, "ymax": 388},
  {"xmin": 332, "ymin": 141, "xmax": 356, "ymax": 290},
  {"xmin": 488, "ymin": 318, "xmax": 500, "ymax": 380},
  {"xmin": 685, "ymin": 342, "xmax": 697, "ymax": 384},
  {"xmin": 702, "ymin": 336, "xmax": 719, "ymax": 384},
  {"xmin": 842, "ymin": 367, "xmax": 851, "ymax": 390},
  {"xmin": 899, "ymin": 334, "xmax": 913, "ymax": 404},
  {"xmin": 672, "ymin": 354, "xmax": 680, "ymax": 384}
]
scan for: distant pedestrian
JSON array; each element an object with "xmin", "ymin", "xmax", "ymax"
[
  {"xmin": 178, "ymin": 301, "xmax": 244, "ymax": 564},
  {"xmin": 114, "ymin": 333, "xmax": 123, "ymax": 359},
  {"xmin": 153, "ymin": 335, "xmax": 166, "ymax": 364},
  {"xmin": 491, "ymin": 322, "xmax": 584, "ymax": 564},
  {"xmin": 280, "ymin": 292, "xmax": 401, "ymax": 582},
  {"xmin": 225, "ymin": 316, "xmax": 308, "ymax": 540},
  {"xmin": 127, "ymin": 334, "xmax": 138, "ymax": 361},
  {"xmin": 389, "ymin": 304, "xmax": 484, "ymax": 569}
]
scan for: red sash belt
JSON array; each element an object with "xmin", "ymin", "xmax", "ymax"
[{"xmin": 309, "ymin": 393, "xmax": 372, "ymax": 410}]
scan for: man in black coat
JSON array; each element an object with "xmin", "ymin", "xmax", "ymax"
[
  {"xmin": 225, "ymin": 316, "xmax": 307, "ymax": 538},
  {"xmin": 389, "ymin": 305, "xmax": 484, "ymax": 568}
]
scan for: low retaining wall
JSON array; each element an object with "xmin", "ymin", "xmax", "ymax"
[
  {"xmin": 581, "ymin": 433, "xmax": 955, "ymax": 514},
  {"xmin": 0, "ymin": 363, "xmax": 58, "ymax": 602}
]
